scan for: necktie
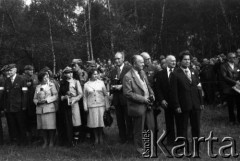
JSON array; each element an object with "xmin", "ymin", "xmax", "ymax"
[
  {"xmin": 117, "ymin": 67, "xmax": 121, "ymax": 79},
  {"xmin": 169, "ymin": 68, "xmax": 173, "ymax": 77},
  {"xmin": 184, "ymin": 69, "xmax": 192, "ymax": 82}
]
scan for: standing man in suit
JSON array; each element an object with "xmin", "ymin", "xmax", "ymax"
[
  {"xmin": 4, "ymin": 64, "xmax": 28, "ymax": 145},
  {"xmin": 123, "ymin": 55, "xmax": 155, "ymax": 154},
  {"xmin": 140, "ymin": 52, "xmax": 161, "ymax": 150},
  {"xmin": 220, "ymin": 52, "xmax": 240, "ymax": 124},
  {"xmin": 170, "ymin": 51, "xmax": 204, "ymax": 141},
  {"xmin": 155, "ymin": 55, "xmax": 176, "ymax": 146},
  {"xmin": 110, "ymin": 51, "xmax": 132, "ymax": 143}
]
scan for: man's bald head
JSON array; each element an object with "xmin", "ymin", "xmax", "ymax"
[
  {"xmin": 140, "ymin": 52, "xmax": 151, "ymax": 66},
  {"xmin": 132, "ymin": 55, "xmax": 145, "ymax": 71},
  {"xmin": 166, "ymin": 55, "xmax": 176, "ymax": 68}
]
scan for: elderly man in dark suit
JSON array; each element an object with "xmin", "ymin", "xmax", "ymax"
[
  {"xmin": 155, "ymin": 55, "xmax": 176, "ymax": 146},
  {"xmin": 170, "ymin": 51, "xmax": 204, "ymax": 140},
  {"xmin": 110, "ymin": 51, "xmax": 132, "ymax": 143},
  {"xmin": 220, "ymin": 52, "xmax": 240, "ymax": 125},
  {"xmin": 4, "ymin": 64, "xmax": 28, "ymax": 145},
  {"xmin": 123, "ymin": 55, "xmax": 155, "ymax": 154}
]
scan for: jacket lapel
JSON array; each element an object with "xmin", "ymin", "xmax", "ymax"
[
  {"xmin": 119, "ymin": 64, "xmax": 126, "ymax": 80},
  {"xmin": 131, "ymin": 69, "xmax": 144, "ymax": 91},
  {"xmin": 163, "ymin": 69, "xmax": 170, "ymax": 84},
  {"xmin": 226, "ymin": 63, "xmax": 234, "ymax": 77},
  {"xmin": 12, "ymin": 75, "xmax": 19, "ymax": 86},
  {"xmin": 179, "ymin": 69, "xmax": 192, "ymax": 85}
]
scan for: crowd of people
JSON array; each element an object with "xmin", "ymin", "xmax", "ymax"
[{"xmin": 0, "ymin": 49, "xmax": 240, "ymax": 157}]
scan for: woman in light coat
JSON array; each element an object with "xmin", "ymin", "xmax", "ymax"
[
  {"xmin": 58, "ymin": 66, "xmax": 83, "ymax": 146},
  {"xmin": 33, "ymin": 72, "xmax": 58, "ymax": 148},
  {"xmin": 83, "ymin": 69, "xmax": 109, "ymax": 145}
]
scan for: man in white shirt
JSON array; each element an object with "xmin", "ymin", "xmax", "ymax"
[
  {"xmin": 155, "ymin": 55, "xmax": 176, "ymax": 146},
  {"xmin": 110, "ymin": 52, "xmax": 132, "ymax": 143}
]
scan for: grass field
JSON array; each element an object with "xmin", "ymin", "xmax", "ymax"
[{"xmin": 0, "ymin": 106, "xmax": 240, "ymax": 161}]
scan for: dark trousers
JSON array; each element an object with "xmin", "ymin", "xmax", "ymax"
[
  {"xmin": 115, "ymin": 105, "xmax": 133, "ymax": 141},
  {"xmin": 5, "ymin": 111, "xmax": 27, "ymax": 144},
  {"xmin": 225, "ymin": 94, "xmax": 240, "ymax": 123},
  {"xmin": 175, "ymin": 109, "xmax": 201, "ymax": 139},
  {"xmin": 0, "ymin": 116, "xmax": 3, "ymax": 144},
  {"xmin": 132, "ymin": 110, "xmax": 155, "ymax": 149},
  {"xmin": 79, "ymin": 99, "xmax": 92, "ymax": 140},
  {"xmin": 164, "ymin": 108, "xmax": 176, "ymax": 145}
]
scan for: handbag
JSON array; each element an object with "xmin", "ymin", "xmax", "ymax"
[{"xmin": 103, "ymin": 110, "xmax": 113, "ymax": 127}]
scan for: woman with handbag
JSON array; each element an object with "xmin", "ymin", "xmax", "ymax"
[
  {"xmin": 83, "ymin": 68, "xmax": 110, "ymax": 145},
  {"xmin": 33, "ymin": 72, "xmax": 58, "ymax": 148}
]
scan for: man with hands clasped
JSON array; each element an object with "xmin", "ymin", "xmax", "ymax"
[
  {"xmin": 155, "ymin": 55, "xmax": 177, "ymax": 146},
  {"xmin": 123, "ymin": 55, "xmax": 155, "ymax": 155}
]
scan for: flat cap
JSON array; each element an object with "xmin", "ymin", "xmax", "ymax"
[
  {"xmin": 63, "ymin": 66, "xmax": 73, "ymax": 74},
  {"xmin": 24, "ymin": 65, "xmax": 34, "ymax": 71},
  {"xmin": 71, "ymin": 59, "xmax": 82, "ymax": 65},
  {"xmin": 87, "ymin": 60, "xmax": 97, "ymax": 67},
  {"xmin": 40, "ymin": 66, "xmax": 51, "ymax": 73},
  {"xmin": 7, "ymin": 64, "xmax": 17, "ymax": 70},
  {"xmin": 0, "ymin": 65, "xmax": 9, "ymax": 72}
]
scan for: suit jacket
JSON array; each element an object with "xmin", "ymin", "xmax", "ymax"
[
  {"xmin": 220, "ymin": 62, "xmax": 240, "ymax": 95},
  {"xmin": 0, "ymin": 77, "xmax": 5, "ymax": 111},
  {"xmin": 110, "ymin": 64, "xmax": 131, "ymax": 106},
  {"xmin": 33, "ymin": 82, "xmax": 58, "ymax": 114},
  {"xmin": 170, "ymin": 68, "xmax": 203, "ymax": 112},
  {"xmin": 123, "ymin": 68, "xmax": 154, "ymax": 116},
  {"xmin": 155, "ymin": 69, "xmax": 173, "ymax": 108},
  {"xmin": 4, "ymin": 75, "xmax": 28, "ymax": 112}
]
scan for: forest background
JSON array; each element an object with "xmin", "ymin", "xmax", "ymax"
[{"xmin": 0, "ymin": 0, "xmax": 240, "ymax": 73}]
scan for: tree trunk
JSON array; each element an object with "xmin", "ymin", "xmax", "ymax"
[
  {"xmin": 84, "ymin": 7, "xmax": 90, "ymax": 61},
  {"xmin": 88, "ymin": 0, "xmax": 94, "ymax": 60},
  {"xmin": 47, "ymin": 12, "xmax": 56, "ymax": 75},
  {"xmin": 107, "ymin": 0, "xmax": 114, "ymax": 56},
  {"xmin": 0, "ymin": 12, "xmax": 4, "ymax": 47},
  {"xmin": 158, "ymin": 0, "xmax": 166, "ymax": 55},
  {"xmin": 3, "ymin": 0, "xmax": 18, "ymax": 34},
  {"xmin": 219, "ymin": 0, "xmax": 233, "ymax": 37}
]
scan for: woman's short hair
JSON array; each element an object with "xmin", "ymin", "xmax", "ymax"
[
  {"xmin": 179, "ymin": 50, "xmax": 191, "ymax": 61},
  {"xmin": 38, "ymin": 72, "xmax": 48, "ymax": 82},
  {"xmin": 88, "ymin": 68, "xmax": 99, "ymax": 78}
]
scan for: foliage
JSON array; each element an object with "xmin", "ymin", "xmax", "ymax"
[{"xmin": 0, "ymin": 0, "xmax": 240, "ymax": 71}]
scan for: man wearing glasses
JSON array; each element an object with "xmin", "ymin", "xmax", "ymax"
[{"xmin": 220, "ymin": 52, "xmax": 240, "ymax": 125}]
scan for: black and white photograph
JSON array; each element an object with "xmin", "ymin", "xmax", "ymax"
[{"xmin": 1, "ymin": 0, "xmax": 240, "ymax": 160}]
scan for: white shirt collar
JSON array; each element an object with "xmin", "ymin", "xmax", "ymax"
[
  {"xmin": 228, "ymin": 62, "xmax": 234, "ymax": 70},
  {"xmin": 167, "ymin": 67, "xmax": 174, "ymax": 77},
  {"xmin": 119, "ymin": 63, "xmax": 124, "ymax": 72},
  {"xmin": 180, "ymin": 66, "xmax": 190, "ymax": 72},
  {"xmin": 132, "ymin": 68, "xmax": 145, "ymax": 82},
  {"xmin": 11, "ymin": 74, "xmax": 17, "ymax": 82}
]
